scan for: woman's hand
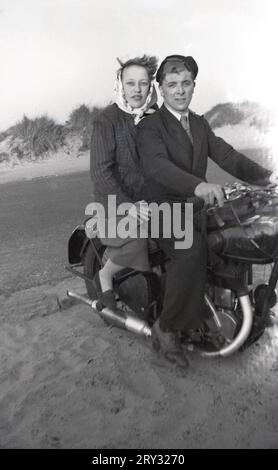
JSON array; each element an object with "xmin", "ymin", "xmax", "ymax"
[{"xmin": 126, "ymin": 200, "xmax": 151, "ymax": 224}]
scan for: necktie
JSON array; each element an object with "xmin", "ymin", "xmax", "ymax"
[{"xmin": 180, "ymin": 114, "xmax": 193, "ymax": 144}]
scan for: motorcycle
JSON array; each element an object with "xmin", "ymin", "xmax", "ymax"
[{"xmin": 66, "ymin": 182, "xmax": 278, "ymax": 357}]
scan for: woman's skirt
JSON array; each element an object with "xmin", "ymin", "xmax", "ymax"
[{"xmin": 86, "ymin": 212, "xmax": 150, "ymax": 272}]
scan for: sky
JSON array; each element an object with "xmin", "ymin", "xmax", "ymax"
[{"xmin": 0, "ymin": 0, "xmax": 277, "ymax": 131}]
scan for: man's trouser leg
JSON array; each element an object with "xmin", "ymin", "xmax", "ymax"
[{"xmin": 157, "ymin": 227, "xmax": 207, "ymax": 332}]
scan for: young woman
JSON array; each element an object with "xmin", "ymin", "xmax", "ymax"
[{"xmin": 90, "ymin": 55, "xmax": 158, "ymax": 309}]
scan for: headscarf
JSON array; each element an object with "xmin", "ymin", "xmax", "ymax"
[{"xmin": 114, "ymin": 66, "xmax": 157, "ymax": 125}]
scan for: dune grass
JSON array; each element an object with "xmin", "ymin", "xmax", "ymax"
[
  {"xmin": 204, "ymin": 101, "xmax": 271, "ymax": 130},
  {"xmin": 67, "ymin": 104, "xmax": 102, "ymax": 150},
  {"xmin": 0, "ymin": 101, "xmax": 271, "ymax": 163},
  {"xmin": 9, "ymin": 115, "xmax": 66, "ymax": 157},
  {"xmin": 0, "ymin": 104, "xmax": 103, "ymax": 161}
]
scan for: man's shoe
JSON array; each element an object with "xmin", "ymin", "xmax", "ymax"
[
  {"xmin": 151, "ymin": 320, "xmax": 189, "ymax": 368},
  {"xmin": 92, "ymin": 271, "xmax": 117, "ymax": 310}
]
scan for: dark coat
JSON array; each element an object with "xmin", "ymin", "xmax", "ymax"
[
  {"xmin": 136, "ymin": 104, "xmax": 271, "ymax": 331},
  {"xmin": 136, "ymin": 104, "xmax": 271, "ymax": 203},
  {"xmin": 89, "ymin": 103, "xmax": 150, "ymax": 272},
  {"xmin": 90, "ymin": 103, "xmax": 145, "ymax": 210}
]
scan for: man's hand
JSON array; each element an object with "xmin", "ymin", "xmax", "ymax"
[
  {"xmin": 194, "ymin": 182, "xmax": 225, "ymax": 207},
  {"xmin": 269, "ymin": 171, "xmax": 278, "ymax": 185}
]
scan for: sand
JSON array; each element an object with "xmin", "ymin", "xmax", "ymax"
[
  {"xmin": 1, "ymin": 150, "xmax": 278, "ymax": 449},
  {"xmin": 0, "ymin": 151, "xmax": 89, "ymax": 185},
  {"xmin": 1, "ymin": 276, "xmax": 277, "ymax": 449}
]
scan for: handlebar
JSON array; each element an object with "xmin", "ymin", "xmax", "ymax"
[
  {"xmin": 203, "ymin": 182, "xmax": 278, "ymax": 230},
  {"xmin": 206, "ymin": 182, "xmax": 278, "ymax": 212}
]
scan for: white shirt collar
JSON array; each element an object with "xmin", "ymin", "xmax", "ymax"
[{"xmin": 164, "ymin": 102, "xmax": 189, "ymax": 122}]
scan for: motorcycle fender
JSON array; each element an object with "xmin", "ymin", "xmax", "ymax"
[{"xmin": 68, "ymin": 225, "xmax": 89, "ymax": 264}]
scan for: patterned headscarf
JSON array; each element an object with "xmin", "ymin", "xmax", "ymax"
[{"xmin": 114, "ymin": 63, "xmax": 157, "ymax": 125}]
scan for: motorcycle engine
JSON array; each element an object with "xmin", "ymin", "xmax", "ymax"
[
  {"xmin": 205, "ymin": 286, "xmax": 239, "ymax": 345},
  {"xmin": 213, "ymin": 286, "xmax": 237, "ymax": 310}
]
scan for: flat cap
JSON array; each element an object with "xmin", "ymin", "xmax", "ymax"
[{"xmin": 156, "ymin": 55, "xmax": 198, "ymax": 83}]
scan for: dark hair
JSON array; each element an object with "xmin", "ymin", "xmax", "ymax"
[
  {"xmin": 156, "ymin": 55, "xmax": 198, "ymax": 85},
  {"xmin": 117, "ymin": 55, "xmax": 158, "ymax": 81}
]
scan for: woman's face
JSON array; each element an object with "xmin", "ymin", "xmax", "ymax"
[{"xmin": 121, "ymin": 65, "xmax": 150, "ymax": 109}]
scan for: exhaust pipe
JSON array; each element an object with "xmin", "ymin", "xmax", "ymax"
[
  {"xmin": 201, "ymin": 294, "xmax": 253, "ymax": 357},
  {"xmin": 67, "ymin": 290, "xmax": 152, "ymax": 338},
  {"xmin": 67, "ymin": 291, "xmax": 253, "ymax": 356}
]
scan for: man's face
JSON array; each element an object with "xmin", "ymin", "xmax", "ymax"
[
  {"xmin": 122, "ymin": 65, "xmax": 150, "ymax": 109},
  {"xmin": 159, "ymin": 68, "xmax": 195, "ymax": 113}
]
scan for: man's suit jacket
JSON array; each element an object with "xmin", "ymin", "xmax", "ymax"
[{"xmin": 136, "ymin": 104, "xmax": 271, "ymax": 203}]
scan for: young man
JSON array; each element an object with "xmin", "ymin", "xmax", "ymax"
[{"xmin": 136, "ymin": 54, "xmax": 275, "ymax": 368}]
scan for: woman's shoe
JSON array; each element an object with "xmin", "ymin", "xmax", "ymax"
[{"xmin": 92, "ymin": 271, "xmax": 117, "ymax": 310}]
